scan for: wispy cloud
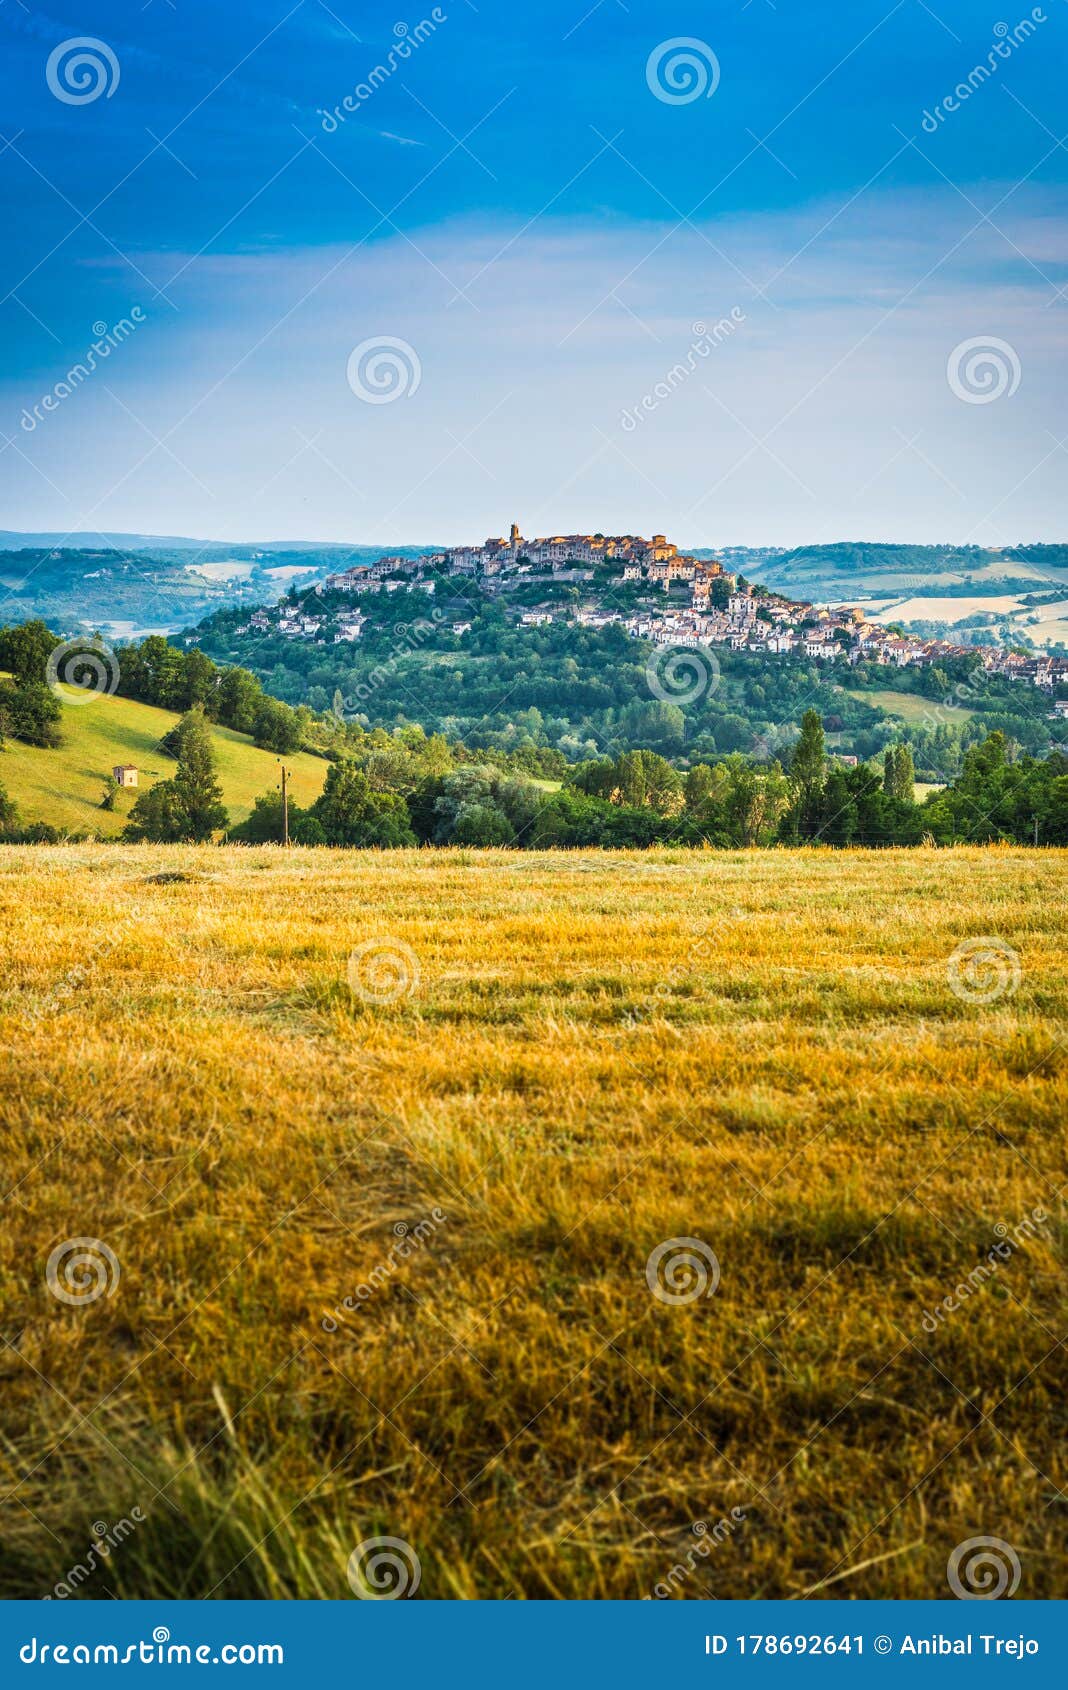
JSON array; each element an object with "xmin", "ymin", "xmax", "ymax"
[{"xmin": 5, "ymin": 180, "xmax": 1065, "ymax": 545}]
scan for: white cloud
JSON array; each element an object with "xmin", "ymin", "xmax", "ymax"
[{"xmin": 4, "ymin": 183, "xmax": 1067, "ymax": 545}]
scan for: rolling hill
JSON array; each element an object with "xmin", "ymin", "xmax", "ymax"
[
  {"xmin": 748, "ymin": 543, "xmax": 1068, "ymax": 649},
  {"xmin": 0, "ymin": 692, "xmax": 331, "ymax": 837},
  {"xmin": 0, "ymin": 537, "xmax": 445, "ymax": 637}
]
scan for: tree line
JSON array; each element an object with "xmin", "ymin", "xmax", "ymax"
[
  {"xmin": 1, "ymin": 620, "xmax": 1065, "ymax": 847},
  {"xmin": 0, "ymin": 622, "xmax": 310, "ymax": 754},
  {"xmin": 93, "ymin": 706, "xmax": 1068, "ymax": 848}
]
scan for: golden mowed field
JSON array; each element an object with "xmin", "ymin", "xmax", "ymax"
[{"xmin": 1, "ymin": 844, "xmax": 1065, "ymax": 1601}]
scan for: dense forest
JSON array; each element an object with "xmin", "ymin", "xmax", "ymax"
[
  {"xmin": 191, "ymin": 579, "xmax": 1061, "ymax": 781},
  {"xmin": 1, "ymin": 622, "xmax": 1065, "ymax": 848}
]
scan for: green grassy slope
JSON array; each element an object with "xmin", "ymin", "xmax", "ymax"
[
  {"xmin": 0, "ymin": 692, "xmax": 330, "ymax": 836},
  {"xmin": 844, "ymin": 685, "xmax": 976, "ymax": 724}
]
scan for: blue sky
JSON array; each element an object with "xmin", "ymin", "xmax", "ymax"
[{"xmin": 1, "ymin": 0, "xmax": 1066, "ymax": 545}]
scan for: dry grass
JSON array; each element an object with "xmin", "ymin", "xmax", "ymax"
[{"xmin": 0, "ymin": 843, "xmax": 1065, "ymax": 1601}]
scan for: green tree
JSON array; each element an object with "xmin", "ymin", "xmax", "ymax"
[
  {"xmin": 721, "ymin": 756, "xmax": 789, "ymax": 846},
  {"xmin": 0, "ymin": 620, "xmax": 61, "ymax": 683},
  {"xmin": 312, "ymin": 762, "xmax": 416, "ymax": 847},
  {"xmin": 124, "ymin": 707, "xmax": 228, "ymax": 842},
  {"xmin": 431, "ymin": 766, "xmax": 500, "ymax": 842},
  {"xmin": 787, "ymin": 709, "xmax": 826, "ymax": 840},
  {"xmin": 171, "ymin": 708, "xmax": 229, "ymax": 840},
  {"xmin": 631, "ymin": 699, "xmax": 685, "ymax": 751},
  {"xmin": 570, "ymin": 750, "xmax": 683, "ymax": 814},
  {"xmin": 132, "ymin": 635, "xmax": 186, "ymax": 709},
  {"xmin": 883, "ymin": 744, "xmax": 912, "ymax": 799},
  {"xmin": 0, "ymin": 779, "xmax": 20, "ymax": 837},
  {"xmin": 252, "ymin": 697, "xmax": 303, "ymax": 754},
  {"xmin": 1042, "ymin": 774, "xmax": 1068, "ymax": 844},
  {"xmin": 229, "ymin": 789, "xmax": 324, "ymax": 845},
  {"xmin": 682, "ymin": 767, "xmax": 716, "ymax": 811},
  {"xmin": 176, "ymin": 649, "xmax": 220, "ymax": 713},
  {"xmin": 122, "ymin": 780, "xmax": 187, "ymax": 843},
  {"xmin": 817, "ymin": 765, "xmax": 858, "ymax": 845},
  {"xmin": 450, "ymin": 802, "xmax": 513, "ymax": 845},
  {"xmin": 217, "ymin": 667, "xmax": 264, "ymax": 735},
  {"xmin": 1, "ymin": 681, "xmax": 63, "ymax": 748}
]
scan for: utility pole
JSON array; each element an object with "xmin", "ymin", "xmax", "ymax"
[
  {"xmin": 278, "ymin": 763, "xmax": 290, "ymax": 847},
  {"xmin": 1032, "ymin": 813, "xmax": 1040, "ymax": 848}
]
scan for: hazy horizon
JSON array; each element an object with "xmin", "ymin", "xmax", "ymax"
[{"xmin": 5, "ymin": 523, "xmax": 1068, "ymax": 554}]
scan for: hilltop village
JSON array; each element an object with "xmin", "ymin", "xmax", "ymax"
[{"xmin": 233, "ymin": 523, "xmax": 1068, "ymax": 694}]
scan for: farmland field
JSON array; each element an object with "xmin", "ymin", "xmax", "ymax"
[
  {"xmin": 843, "ymin": 686, "xmax": 976, "ymax": 725},
  {"xmin": 1, "ymin": 845, "xmax": 1065, "ymax": 1600}
]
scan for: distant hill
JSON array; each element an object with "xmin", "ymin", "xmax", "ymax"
[
  {"xmin": 0, "ymin": 692, "xmax": 330, "ymax": 837},
  {"xmin": 0, "ymin": 539, "xmax": 446, "ymax": 635},
  {"xmin": 0, "ymin": 548, "xmax": 236, "ymax": 637},
  {"xmin": 750, "ymin": 541, "xmax": 1068, "ymax": 593},
  {"xmin": 0, "ymin": 530, "xmax": 212, "ymax": 551},
  {"xmin": 742, "ymin": 542, "xmax": 1068, "ymax": 648},
  {"xmin": 0, "ymin": 530, "xmax": 423, "ymax": 552}
]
